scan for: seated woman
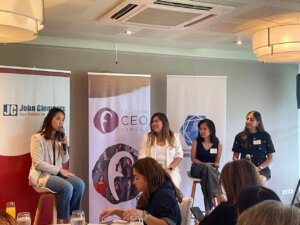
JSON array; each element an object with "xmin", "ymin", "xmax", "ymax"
[
  {"xmin": 100, "ymin": 157, "xmax": 183, "ymax": 225},
  {"xmin": 195, "ymin": 159, "xmax": 260, "ymax": 225},
  {"xmin": 190, "ymin": 119, "xmax": 222, "ymax": 214},
  {"xmin": 237, "ymin": 200, "xmax": 300, "ymax": 225},
  {"xmin": 139, "ymin": 112, "xmax": 183, "ymax": 188},
  {"xmin": 28, "ymin": 107, "xmax": 85, "ymax": 224}
]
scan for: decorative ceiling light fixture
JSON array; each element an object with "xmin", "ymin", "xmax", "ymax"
[
  {"xmin": 252, "ymin": 24, "xmax": 300, "ymax": 63},
  {"xmin": 0, "ymin": 0, "xmax": 44, "ymax": 43}
]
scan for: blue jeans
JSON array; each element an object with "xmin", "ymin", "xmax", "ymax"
[{"xmin": 45, "ymin": 175, "xmax": 85, "ymax": 220}]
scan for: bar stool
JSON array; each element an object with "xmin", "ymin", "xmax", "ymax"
[
  {"xmin": 33, "ymin": 188, "xmax": 57, "ymax": 225},
  {"xmin": 187, "ymin": 171, "xmax": 201, "ymax": 201}
]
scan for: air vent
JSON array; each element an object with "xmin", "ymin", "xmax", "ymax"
[
  {"xmin": 154, "ymin": 0, "xmax": 212, "ymax": 11},
  {"xmin": 98, "ymin": 0, "xmax": 235, "ymax": 29},
  {"xmin": 111, "ymin": 4, "xmax": 138, "ymax": 19}
]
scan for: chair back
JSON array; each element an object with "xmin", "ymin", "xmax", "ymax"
[{"xmin": 179, "ymin": 196, "xmax": 193, "ymax": 225}]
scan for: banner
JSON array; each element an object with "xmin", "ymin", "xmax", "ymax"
[
  {"xmin": 0, "ymin": 66, "xmax": 70, "ymax": 217},
  {"xmin": 88, "ymin": 73, "xmax": 150, "ymax": 223},
  {"xmin": 167, "ymin": 75, "xmax": 227, "ymax": 208}
]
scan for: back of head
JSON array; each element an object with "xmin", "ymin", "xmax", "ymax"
[
  {"xmin": 237, "ymin": 200, "xmax": 300, "ymax": 225},
  {"xmin": 220, "ymin": 159, "xmax": 260, "ymax": 205},
  {"xmin": 237, "ymin": 186, "xmax": 281, "ymax": 214},
  {"xmin": 0, "ymin": 211, "xmax": 16, "ymax": 225}
]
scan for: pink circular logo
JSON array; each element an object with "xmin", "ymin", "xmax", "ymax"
[{"xmin": 94, "ymin": 108, "xmax": 119, "ymax": 133}]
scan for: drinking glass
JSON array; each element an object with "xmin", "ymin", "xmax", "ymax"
[
  {"xmin": 71, "ymin": 210, "xmax": 85, "ymax": 225},
  {"xmin": 5, "ymin": 201, "xmax": 16, "ymax": 219},
  {"xmin": 16, "ymin": 212, "xmax": 31, "ymax": 225}
]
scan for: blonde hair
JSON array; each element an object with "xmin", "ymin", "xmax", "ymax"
[{"xmin": 237, "ymin": 200, "xmax": 300, "ymax": 225}]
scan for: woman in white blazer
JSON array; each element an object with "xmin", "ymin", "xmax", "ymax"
[
  {"xmin": 139, "ymin": 112, "xmax": 183, "ymax": 188},
  {"xmin": 28, "ymin": 107, "xmax": 84, "ymax": 224}
]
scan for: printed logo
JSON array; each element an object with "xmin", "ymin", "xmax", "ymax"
[
  {"xmin": 94, "ymin": 108, "xmax": 119, "ymax": 133},
  {"xmin": 3, "ymin": 104, "xmax": 18, "ymax": 116},
  {"xmin": 92, "ymin": 143, "xmax": 139, "ymax": 204},
  {"xmin": 180, "ymin": 115, "xmax": 206, "ymax": 146}
]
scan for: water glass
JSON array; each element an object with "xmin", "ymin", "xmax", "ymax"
[
  {"xmin": 5, "ymin": 201, "xmax": 16, "ymax": 219},
  {"xmin": 71, "ymin": 210, "xmax": 85, "ymax": 225},
  {"xmin": 17, "ymin": 212, "xmax": 31, "ymax": 225}
]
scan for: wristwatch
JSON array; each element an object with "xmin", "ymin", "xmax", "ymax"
[{"xmin": 168, "ymin": 166, "xmax": 173, "ymax": 171}]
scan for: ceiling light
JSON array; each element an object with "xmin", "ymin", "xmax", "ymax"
[
  {"xmin": 0, "ymin": 0, "xmax": 44, "ymax": 43},
  {"xmin": 125, "ymin": 30, "xmax": 132, "ymax": 35},
  {"xmin": 252, "ymin": 24, "xmax": 300, "ymax": 63},
  {"xmin": 236, "ymin": 39, "xmax": 243, "ymax": 45}
]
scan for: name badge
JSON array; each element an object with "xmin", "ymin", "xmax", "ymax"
[
  {"xmin": 210, "ymin": 148, "xmax": 217, "ymax": 154},
  {"xmin": 253, "ymin": 140, "xmax": 261, "ymax": 145}
]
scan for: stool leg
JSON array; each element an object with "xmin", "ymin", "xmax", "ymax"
[{"xmin": 191, "ymin": 181, "xmax": 196, "ymax": 200}]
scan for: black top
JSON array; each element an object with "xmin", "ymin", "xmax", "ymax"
[
  {"xmin": 232, "ymin": 131, "xmax": 275, "ymax": 167},
  {"xmin": 145, "ymin": 180, "xmax": 181, "ymax": 225},
  {"xmin": 201, "ymin": 202, "xmax": 237, "ymax": 225},
  {"xmin": 195, "ymin": 138, "xmax": 219, "ymax": 163}
]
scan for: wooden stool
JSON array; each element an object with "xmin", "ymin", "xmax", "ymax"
[
  {"xmin": 187, "ymin": 171, "xmax": 201, "ymax": 201},
  {"xmin": 33, "ymin": 192, "xmax": 57, "ymax": 225}
]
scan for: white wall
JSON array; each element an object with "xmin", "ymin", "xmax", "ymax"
[{"xmin": 0, "ymin": 44, "xmax": 298, "ymax": 214}]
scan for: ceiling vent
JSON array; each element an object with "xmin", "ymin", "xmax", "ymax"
[{"xmin": 98, "ymin": 0, "xmax": 235, "ymax": 29}]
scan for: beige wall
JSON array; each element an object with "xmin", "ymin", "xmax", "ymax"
[{"xmin": 0, "ymin": 43, "xmax": 298, "ymax": 215}]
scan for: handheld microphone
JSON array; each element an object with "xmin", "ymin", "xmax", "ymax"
[
  {"xmin": 245, "ymin": 154, "xmax": 251, "ymax": 162},
  {"xmin": 60, "ymin": 127, "xmax": 67, "ymax": 152}
]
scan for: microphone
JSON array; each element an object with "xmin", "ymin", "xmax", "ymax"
[
  {"xmin": 245, "ymin": 154, "xmax": 251, "ymax": 162},
  {"xmin": 60, "ymin": 127, "xmax": 67, "ymax": 152}
]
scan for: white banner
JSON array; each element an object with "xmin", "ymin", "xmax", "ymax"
[
  {"xmin": 0, "ymin": 66, "xmax": 70, "ymax": 218},
  {"xmin": 167, "ymin": 75, "xmax": 227, "ymax": 208},
  {"xmin": 88, "ymin": 73, "xmax": 150, "ymax": 223}
]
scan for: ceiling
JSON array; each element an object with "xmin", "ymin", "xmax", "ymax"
[{"xmin": 33, "ymin": 0, "xmax": 300, "ymax": 60}]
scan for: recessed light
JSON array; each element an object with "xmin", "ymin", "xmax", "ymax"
[
  {"xmin": 125, "ymin": 30, "xmax": 132, "ymax": 35},
  {"xmin": 236, "ymin": 40, "xmax": 243, "ymax": 45}
]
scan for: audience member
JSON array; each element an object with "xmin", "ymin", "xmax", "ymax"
[
  {"xmin": 100, "ymin": 157, "xmax": 183, "ymax": 225},
  {"xmin": 237, "ymin": 200, "xmax": 300, "ymax": 225},
  {"xmin": 232, "ymin": 111, "xmax": 275, "ymax": 185},
  {"xmin": 28, "ymin": 107, "xmax": 85, "ymax": 224},
  {"xmin": 0, "ymin": 211, "xmax": 16, "ymax": 225},
  {"xmin": 195, "ymin": 159, "xmax": 260, "ymax": 225},
  {"xmin": 237, "ymin": 185, "xmax": 281, "ymax": 214},
  {"xmin": 190, "ymin": 119, "xmax": 222, "ymax": 214},
  {"xmin": 139, "ymin": 112, "xmax": 183, "ymax": 187}
]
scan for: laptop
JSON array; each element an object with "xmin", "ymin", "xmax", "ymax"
[{"xmin": 291, "ymin": 178, "xmax": 300, "ymax": 208}]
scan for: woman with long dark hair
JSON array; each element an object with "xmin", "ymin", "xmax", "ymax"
[
  {"xmin": 100, "ymin": 157, "xmax": 182, "ymax": 225},
  {"xmin": 232, "ymin": 111, "xmax": 275, "ymax": 184},
  {"xmin": 139, "ymin": 112, "xmax": 183, "ymax": 187},
  {"xmin": 28, "ymin": 107, "xmax": 85, "ymax": 224},
  {"xmin": 190, "ymin": 119, "xmax": 222, "ymax": 214}
]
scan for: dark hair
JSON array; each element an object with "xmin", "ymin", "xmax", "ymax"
[
  {"xmin": 197, "ymin": 119, "xmax": 219, "ymax": 144},
  {"xmin": 220, "ymin": 159, "xmax": 260, "ymax": 206},
  {"xmin": 237, "ymin": 186, "xmax": 281, "ymax": 214},
  {"xmin": 147, "ymin": 112, "xmax": 175, "ymax": 147},
  {"xmin": 239, "ymin": 111, "xmax": 265, "ymax": 147},
  {"xmin": 0, "ymin": 211, "xmax": 16, "ymax": 225},
  {"xmin": 39, "ymin": 107, "xmax": 65, "ymax": 140},
  {"xmin": 133, "ymin": 157, "xmax": 182, "ymax": 209}
]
